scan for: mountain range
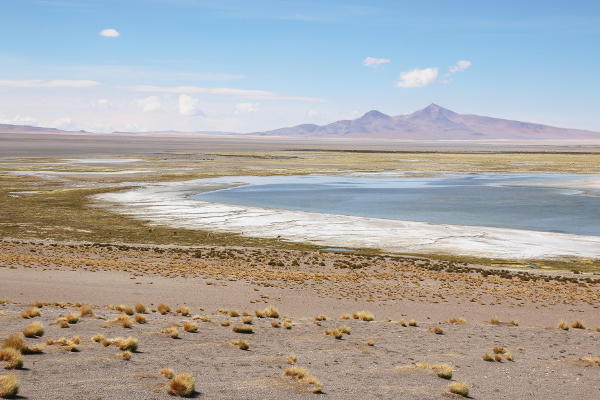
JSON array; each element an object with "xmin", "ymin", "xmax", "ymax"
[{"xmin": 251, "ymin": 104, "xmax": 600, "ymax": 140}]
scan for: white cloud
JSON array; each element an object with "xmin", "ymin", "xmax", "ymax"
[
  {"xmin": 178, "ymin": 95, "xmax": 204, "ymax": 116},
  {"xmin": 395, "ymin": 67, "xmax": 439, "ymax": 88},
  {"xmin": 124, "ymin": 85, "xmax": 328, "ymax": 102},
  {"xmin": 121, "ymin": 123, "xmax": 148, "ymax": 133},
  {"xmin": 308, "ymin": 110, "xmax": 321, "ymax": 119},
  {"xmin": 136, "ymin": 96, "xmax": 161, "ymax": 112},
  {"xmin": 0, "ymin": 113, "xmax": 38, "ymax": 126},
  {"xmin": 89, "ymin": 123, "xmax": 114, "ymax": 133},
  {"xmin": 96, "ymin": 99, "xmax": 114, "ymax": 109},
  {"xmin": 51, "ymin": 117, "xmax": 78, "ymax": 131},
  {"xmin": 0, "ymin": 79, "xmax": 102, "ymax": 88},
  {"xmin": 363, "ymin": 57, "xmax": 390, "ymax": 69},
  {"xmin": 99, "ymin": 29, "xmax": 120, "ymax": 37},
  {"xmin": 447, "ymin": 60, "xmax": 472, "ymax": 74},
  {"xmin": 235, "ymin": 103, "xmax": 259, "ymax": 114}
]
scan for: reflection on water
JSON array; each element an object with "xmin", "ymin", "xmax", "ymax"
[{"xmin": 190, "ymin": 174, "xmax": 600, "ymax": 236}]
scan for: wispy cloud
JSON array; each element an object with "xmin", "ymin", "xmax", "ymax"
[
  {"xmin": 136, "ymin": 96, "xmax": 161, "ymax": 112},
  {"xmin": 395, "ymin": 67, "xmax": 439, "ymax": 88},
  {"xmin": 447, "ymin": 60, "xmax": 472, "ymax": 75},
  {"xmin": 363, "ymin": 57, "xmax": 390, "ymax": 69},
  {"xmin": 124, "ymin": 85, "xmax": 328, "ymax": 102},
  {"xmin": 235, "ymin": 102, "xmax": 259, "ymax": 114},
  {"xmin": 0, "ymin": 113, "xmax": 38, "ymax": 126},
  {"xmin": 51, "ymin": 117, "xmax": 78, "ymax": 131},
  {"xmin": 0, "ymin": 79, "xmax": 102, "ymax": 88},
  {"xmin": 99, "ymin": 29, "xmax": 120, "ymax": 37}
]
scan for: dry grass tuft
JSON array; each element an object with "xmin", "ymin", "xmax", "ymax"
[
  {"xmin": 432, "ymin": 364, "xmax": 453, "ymax": 379},
  {"xmin": 557, "ymin": 320, "xmax": 569, "ymax": 330},
  {"xmin": 0, "ymin": 348, "xmax": 23, "ymax": 370},
  {"xmin": 408, "ymin": 319, "xmax": 417, "ymax": 327},
  {"xmin": 571, "ymin": 319, "xmax": 586, "ymax": 329},
  {"xmin": 283, "ymin": 366, "xmax": 323, "ymax": 393},
  {"xmin": 340, "ymin": 314, "xmax": 351, "ymax": 320},
  {"xmin": 135, "ymin": 302, "xmax": 146, "ymax": 314},
  {"xmin": 448, "ymin": 382, "xmax": 469, "ymax": 397},
  {"xmin": 229, "ymin": 310, "xmax": 239, "ymax": 317},
  {"xmin": 366, "ymin": 340, "xmax": 375, "ymax": 346},
  {"xmin": 505, "ymin": 352, "xmax": 514, "ymax": 361},
  {"xmin": 60, "ymin": 321, "xmax": 69, "ymax": 329},
  {"xmin": 271, "ymin": 321, "xmax": 281, "ymax": 328},
  {"xmin": 183, "ymin": 322, "xmax": 198, "ymax": 333},
  {"xmin": 432, "ymin": 326, "xmax": 444, "ymax": 335},
  {"xmin": 262, "ymin": 306, "xmax": 279, "ymax": 318},
  {"xmin": 325, "ymin": 329, "xmax": 343, "ymax": 340},
  {"xmin": 338, "ymin": 325, "xmax": 351, "ymax": 335},
  {"xmin": 315, "ymin": 314, "xmax": 328, "ymax": 321},
  {"xmin": 287, "ymin": 354, "xmax": 297, "ymax": 364},
  {"xmin": 353, "ymin": 311, "xmax": 374, "ymax": 321},
  {"xmin": 482, "ymin": 353, "xmax": 494, "ymax": 361},
  {"xmin": 490, "ymin": 316, "xmax": 500, "ymax": 325},
  {"xmin": 114, "ymin": 337, "xmax": 138, "ymax": 352},
  {"xmin": 92, "ymin": 334, "xmax": 105, "ymax": 342},
  {"xmin": 449, "ymin": 317, "xmax": 466, "ymax": 324},
  {"xmin": 284, "ymin": 321, "xmax": 292, "ymax": 329},
  {"xmin": 66, "ymin": 314, "xmax": 79, "ymax": 324},
  {"xmin": 230, "ymin": 339, "xmax": 249, "ymax": 350},
  {"xmin": 220, "ymin": 320, "xmax": 230, "ymax": 327},
  {"xmin": 34, "ymin": 301, "xmax": 43, "ymax": 308},
  {"xmin": 161, "ymin": 327, "xmax": 179, "ymax": 339},
  {"xmin": 582, "ymin": 357, "xmax": 600, "ymax": 366},
  {"xmin": 242, "ymin": 316, "xmax": 253, "ymax": 324},
  {"xmin": 135, "ymin": 314, "xmax": 147, "ymax": 324},
  {"xmin": 167, "ymin": 373, "xmax": 195, "ymax": 397},
  {"xmin": 160, "ymin": 368, "xmax": 175, "ymax": 379},
  {"xmin": 112, "ymin": 314, "xmax": 132, "ymax": 328},
  {"xmin": 176, "ymin": 306, "xmax": 190, "ymax": 316},
  {"xmin": 122, "ymin": 351, "xmax": 131, "ymax": 361},
  {"xmin": 1, "ymin": 334, "xmax": 42, "ymax": 355},
  {"xmin": 23, "ymin": 321, "xmax": 44, "ymax": 338},
  {"xmin": 255, "ymin": 310, "xmax": 264, "ymax": 318},
  {"xmin": 21, "ymin": 308, "xmax": 41, "ymax": 319},
  {"xmin": 399, "ymin": 319, "xmax": 407, "ymax": 327},
  {"xmin": 231, "ymin": 325, "xmax": 253, "ymax": 334},
  {"xmin": 509, "ymin": 319, "xmax": 519, "ymax": 326},
  {"xmin": 493, "ymin": 346, "xmax": 506, "ymax": 354},
  {"xmin": 79, "ymin": 304, "xmax": 93, "ymax": 317},
  {"xmin": 0, "ymin": 373, "xmax": 18, "ymax": 398},
  {"xmin": 158, "ymin": 304, "xmax": 171, "ymax": 315},
  {"xmin": 494, "ymin": 354, "xmax": 503, "ymax": 362}
]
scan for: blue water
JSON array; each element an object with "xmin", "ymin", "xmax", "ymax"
[{"xmin": 190, "ymin": 174, "xmax": 600, "ymax": 236}]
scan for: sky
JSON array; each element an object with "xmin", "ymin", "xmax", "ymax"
[{"xmin": 0, "ymin": 0, "xmax": 599, "ymax": 133}]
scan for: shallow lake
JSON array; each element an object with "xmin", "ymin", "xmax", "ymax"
[{"xmin": 190, "ymin": 174, "xmax": 600, "ymax": 236}]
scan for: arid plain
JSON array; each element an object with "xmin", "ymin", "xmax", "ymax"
[{"xmin": 1, "ymin": 133, "xmax": 600, "ymax": 399}]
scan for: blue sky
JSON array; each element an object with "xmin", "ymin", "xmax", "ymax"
[{"xmin": 0, "ymin": 0, "xmax": 599, "ymax": 133}]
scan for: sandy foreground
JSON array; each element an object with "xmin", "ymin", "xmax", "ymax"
[
  {"xmin": 1, "ymin": 240, "xmax": 600, "ymax": 399},
  {"xmin": 95, "ymin": 180, "xmax": 600, "ymax": 260}
]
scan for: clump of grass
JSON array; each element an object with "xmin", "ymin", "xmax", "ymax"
[
  {"xmin": 59, "ymin": 321, "xmax": 69, "ymax": 328},
  {"xmin": 158, "ymin": 304, "xmax": 171, "ymax": 315},
  {"xmin": 176, "ymin": 306, "xmax": 190, "ymax": 316},
  {"xmin": 262, "ymin": 306, "xmax": 279, "ymax": 318},
  {"xmin": 101, "ymin": 339, "xmax": 112, "ymax": 347},
  {"xmin": 34, "ymin": 301, "xmax": 43, "ymax": 308},
  {"xmin": 23, "ymin": 321, "xmax": 44, "ymax": 338},
  {"xmin": 21, "ymin": 308, "xmax": 41, "ymax": 319},
  {"xmin": 194, "ymin": 315, "xmax": 211, "ymax": 322},
  {"xmin": 490, "ymin": 316, "xmax": 500, "ymax": 325},
  {"xmin": 231, "ymin": 325, "xmax": 253, "ymax": 334},
  {"xmin": 482, "ymin": 353, "xmax": 494, "ymax": 361},
  {"xmin": 557, "ymin": 320, "xmax": 569, "ymax": 330},
  {"xmin": 45, "ymin": 337, "xmax": 78, "ymax": 352},
  {"xmin": 115, "ymin": 305, "xmax": 126, "ymax": 312},
  {"xmin": 114, "ymin": 337, "xmax": 138, "ymax": 352},
  {"xmin": 494, "ymin": 354, "xmax": 503, "ymax": 362},
  {"xmin": 271, "ymin": 321, "xmax": 281, "ymax": 328},
  {"xmin": 509, "ymin": 319, "xmax": 519, "ymax": 326},
  {"xmin": 448, "ymin": 382, "xmax": 469, "ymax": 397},
  {"xmin": 284, "ymin": 321, "xmax": 292, "ymax": 329},
  {"xmin": 123, "ymin": 306, "xmax": 134, "ymax": 316},
  {"xmin": 161, "ymin": 327, "xmax": 179, "ymax": 339},
  {"xmin": 122, "ymin": 351, "xmax": 131, "ymax": 361},
  {"xmin": 283, "ymin": 366, "xmax": 323, "ymax": 394},
  {"xmin": 0, "ymin": 348, "xmax": 23, "ymax": 370},
  {"xmin": 0, "ymin": 373, "xmax": 18, "ymax": 398},
  {"xmin": 1, "ymin": 334, "xmax": 42, "ymax": 354},
  {"xmin": 231, "ymin": 339, "xmax": 249, "ymax": 350},
  {"xmin": 505, "ymin": 352, "xmax": 514, "ymax": 361},
  {"xmin": 399, "ymin": 319, "xmax": 407, "ymax": 327},
  {"xmin": 583, "ymin": 357, "xmax": 600, "ymax": 366},
  {"xmin": 432, "ymin": 364, "xmax": 453, "ymax": 379},
  {"xmin": 255, "ymin": 310, "xmax": 264, "ymax": 318},
  {"xmin": 340, "ymin": 314, "xmax": 351, "ymax": 320},
  {"xmin": 432, "ymin": 326, "xmax": 444, "ymax": 335},
  {"xmin": 160, "ymin": 368, "xmax": 174, "ymax": 379},
  {"xmin": 66, "ymin": 314, "xmax": 79, "ymax": 324},
  {"xmin": 92, "ymin": 334, "xmax": 105, "ymax": 342},
  {"xmin": 167, "ymin": 373, "xmax": 195, "ymax": 397},
  {"xmin": 221, "ymin": 320, "xmax": 230, "ymax": 327},
  {"xmin": 353, "ymin": 311, "xmax": 374, "ymax": 321},
  {"xmin": 325, "ymin": 329, "xmax": 344, "ymax": 340},
  {"xmin": 112, "ymin": 314, "xmax": 132, "ymax": 328},
  {"xmin": 242, "ymin": 316, "xmax": 253, "ymax": 324},
  {"xmin": 408, "ymin": 319, "xmax": 417, "ymax": 327},
  {"xmin": 449, "ymin": 317, "xmax": 466, "ymax": 324},
  {"xmin": 571, "ymin": 319, "xmax": 586, "ymax": 329},
  {"xmin": 79, "ymin": 304, "xmax": 93, "ymax": 317},
  {"xmin": 493, "ymin": 346, "xmax": 506, "ymax": 354},
  {"xmin": 287, "ymin": 354, "xmax": 297, "ymax": 364},
  {"xmin": 135, "ymin": 302, "xmax": 146, "ymax": 314},
  {"xmin": 366, "ymin": 340, "xmax": 374, "ymax": 346},
  {"xmin": 135, "ymin": 314, "xmax": 147, "ymax": 324},
  {"xmin": 183, "ymin": 322, "xmax": 198, "ymax": 333},
  {"xmin": 315, "ymin": 315, "xmax": 328, "ymax": 321},
  {"xmin": 229, "ymin": 310, "xmax": 239, "ymax": 317}
]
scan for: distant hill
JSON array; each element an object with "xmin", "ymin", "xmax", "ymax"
[
  {"xmin": 0, "ymin": 124, "xmax": 85, "ymax": 135},
  {"xmin": 251, "ymin": 104, "xmax": 600, "ymax": 140}
]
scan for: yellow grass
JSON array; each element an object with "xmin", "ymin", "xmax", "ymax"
[
  {"xmin": 160, "ymin": 368, "xmax": 175, "ymax": 379},
  {"xmin": 490, "ymin": 316, "xmax": 500, "ymax": 325},
  {"xmin": 134, "ymin": 314, "xmax": 147, "ymax": 324},
  {"xmin": 122, "ymin": 351, "xmax": 132, "ymax": 361},
  {"xmin": 0, "ymin": 373, "xmax": 19, "ymax": 398},
  {"xmin": 571, "ymin": 319, "xmax": 586, "ymax": 329},
  {"xmin": 21, "ymin": 308, "xmax": 41, "ymax": 319},
  {"xmin": 231, "ymin": 325, "xmax": 253, "ymax": 334},
  {"xmin": 22, "ymin": 321, "xmax": 44, "ymax": 338},
  {"xmin": 449, "ymin": 317, "xmax": 466, "ymax": 324},
  {"xmin": 0, "ymin": 348, "xmax": 23, "ymax": 370},
  {"xmin": 231, "ymin": 339, "xmax": 249, "ymax": 350},
  {"xmin": 167, "ymin": 373, "xmax": 195, "ymax": 397},
  {"xmin": 92, "ymin": 334, "xmax": 105, "ymax": 342},
  {"xmin": 448, "ymin": 382, "xmax": 469, "ymax": 397},
  {"xmin": 183, "ymin": 322, "xmax": 198, "ymax": 332},
  {"xmin": 353, "ymin": 311, "xmax": 374, "ymax": 321},
  {"xmin": 135, "ymin": 302, "xmax": 146, "ymax": 314},
  {"xmin": 66, "ymin": 313, "xmax": 79, "ymax": 324},
  {"xmin": 79, "ymin": 304, "xmax": 93, "ymax": 317},
  {"xmin": 557, "ymin": 320, "xmax": 569, "ymax": 330},
  {"xmin": 158, "ymin": 304, "xmax": 171, "ymax": 315}
]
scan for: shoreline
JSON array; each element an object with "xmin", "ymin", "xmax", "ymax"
[{"xmin": 94, "ymin": 178, "xmax": 600, "ymax": 260}]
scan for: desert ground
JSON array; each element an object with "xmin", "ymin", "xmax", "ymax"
[{"xmin": 1, "ymin": 133, "xmax": 600, "ymax": 399}]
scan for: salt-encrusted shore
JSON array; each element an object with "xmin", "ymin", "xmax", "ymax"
[{"xmin": 94, "ymin": 180, "xmax": 600, "ymax": 259}]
